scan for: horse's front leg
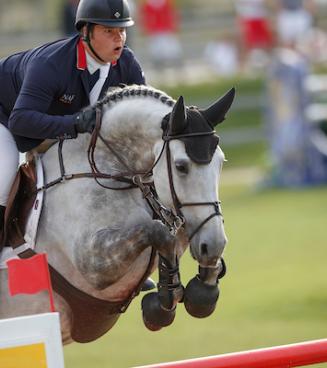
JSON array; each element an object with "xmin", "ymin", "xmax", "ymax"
[
  {"xmin": 75, "ymin": 218, "xmax": 175, "ymax": 290},
  {"xmin": 141, "ymin": 236, "xmax": 185, "ymax": 331},
  {"xmin": 184, "ymin": 258, "xmax": 227, "ymax": 318}
]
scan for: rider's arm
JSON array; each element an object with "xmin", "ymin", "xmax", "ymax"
[{"xmin": 8, "ymin": 57, "xmax": 78, "ymax": 140}]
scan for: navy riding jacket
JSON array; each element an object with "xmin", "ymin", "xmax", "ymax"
[{"xmin": 0, "ymin": 35, "xmax": 145, "ymax": 152}]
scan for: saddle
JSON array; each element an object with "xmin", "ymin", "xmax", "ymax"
[
  {"xmin": 2, "ymin": 138, "xmax": 57, "ymax": 251},
  {"xmin": 3, "ymin": 160, "xmax": 37, "ymax": 250},
  {"xmin": 2, "ymin": 153, "xmax": 155, "ymax": 343}
]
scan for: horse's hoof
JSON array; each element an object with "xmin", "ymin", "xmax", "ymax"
[
  {"xmin": 141, "ymin": 292, "xmax": 176, "ymax": 331},
  {"xmin": 142, "ymin": 317, "xmax": 162, "ymax": 332},
  {"xmin": 183, "ymin": 276, "xmax": 220, "ymax": 318}
]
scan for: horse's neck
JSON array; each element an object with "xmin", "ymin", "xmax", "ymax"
[
  {"xmin": 98, "ymin": 99, "xmax": 170, "ymax": 172},
  {"xmin": 101, "ymin": 118, "xmax": 153, "ymax": 171},
  {"xmin": 43, "ymin": 98, "xmax": 170, "ymax": 180}
]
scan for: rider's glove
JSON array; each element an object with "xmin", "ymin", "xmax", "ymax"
[{"xmin": 75, "ymin": 106, "xmax": 96, "ymax": 134}]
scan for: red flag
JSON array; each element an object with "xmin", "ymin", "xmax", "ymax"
[{"xmin": 7, "ymin": 253, "xmax": 55, "ymax": 312}]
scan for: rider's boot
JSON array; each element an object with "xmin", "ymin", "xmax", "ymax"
[
  {"xmin": 141, "ymin": 277, "xmax": 156, "ymax": 292},
  {"xmin": 0, "ymin": 205, "xmax": 5, "ymax": 251}
]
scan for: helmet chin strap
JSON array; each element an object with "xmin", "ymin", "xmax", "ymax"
[{"xmin": 82, "ymin": 23, "xmax": 106, "ymax": 63}]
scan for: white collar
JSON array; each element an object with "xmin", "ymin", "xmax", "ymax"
[{"xmin": 85, "ymin": 50, "xmax": 110, "ymax": 76}]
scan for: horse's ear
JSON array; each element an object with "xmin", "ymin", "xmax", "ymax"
[
  {"xmin": 170, "ymin": 96, "xmax": 188, "ymax": 134},
  {"xmin": 201, "ymin": 88, "xmax": 236, "ymax": 127}
]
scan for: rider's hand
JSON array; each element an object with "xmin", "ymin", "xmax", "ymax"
[{"xmin": 75, "ymin": 106, "xmax": 96, "ymax": 134}]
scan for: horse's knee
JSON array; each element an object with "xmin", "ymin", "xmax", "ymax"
[{"xmin": 149, "ymin": 220, "xmax": 176, "ymax": 258}]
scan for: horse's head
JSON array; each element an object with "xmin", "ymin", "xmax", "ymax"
[
  {"xmin": 152, "ymin": 88, "xmax": 235, "ymax": 268},
  {"xmin": 142, "ymin": 88, "xmax": 235, "ymax": 325}
]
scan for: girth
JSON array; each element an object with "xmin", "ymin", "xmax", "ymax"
[{"xmin": 16, "ymin": 247, "xmax": 156, "ymax": 343}]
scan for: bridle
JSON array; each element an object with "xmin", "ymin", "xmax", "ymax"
[
  {"xmin": 160, "ymin": 128, "xmax": 223, "ymax": 240},
  {"xmin": 39, "ymin": 104, "xmax": 224, "ymax": 241}
]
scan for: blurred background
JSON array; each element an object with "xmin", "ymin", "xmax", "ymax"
[{"xmin": 1, "ymin": 0, "xmax": 327, "ymax": 367}]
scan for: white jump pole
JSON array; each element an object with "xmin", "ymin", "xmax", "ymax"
[{"xmin": 0, "ymin": 313, "xmax": 65, "ymax": 368}]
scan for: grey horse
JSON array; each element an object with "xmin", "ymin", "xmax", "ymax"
[{"xmin": 0, "ymin": 85, "xmax": 235, "ymax": 344}]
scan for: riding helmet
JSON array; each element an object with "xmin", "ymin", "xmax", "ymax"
[{"xmin": 75, "ymin": 0, "xmax": 134, "ymax": 30}]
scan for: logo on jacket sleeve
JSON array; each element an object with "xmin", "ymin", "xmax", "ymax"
[{"xmin": 59, "ymin": 94, "xmax": 76, "ymax": 104}]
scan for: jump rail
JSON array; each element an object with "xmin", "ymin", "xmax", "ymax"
[{"xmin": 136, "ymin": 339, "xmax": 327, "ymax": 368}]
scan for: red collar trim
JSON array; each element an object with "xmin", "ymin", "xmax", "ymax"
[
  {"xmin": 76, "ymin": 37, "xmax": 118, "ymax": 69},
  {"xmin": 77, "ymin": 38, "xmax": 87, "ymax": 70}
]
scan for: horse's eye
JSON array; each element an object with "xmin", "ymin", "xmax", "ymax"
[{"xmin": 175, "ymin": 160, "xmax": 189, "ymax": 175}]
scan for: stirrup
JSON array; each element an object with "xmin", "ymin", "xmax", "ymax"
[{"xmin": 141, "ymin": 277, "xmax": 156, "ymax": 292}]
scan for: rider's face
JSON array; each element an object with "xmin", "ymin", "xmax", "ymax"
[{"xmin": 84, "ymin": 25, "xmax": 127, "ymax": 63}]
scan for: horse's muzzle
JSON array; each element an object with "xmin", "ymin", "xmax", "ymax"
[{"xmin": 191, "ymin": 231, "xmax": 227, "ymax": 268}]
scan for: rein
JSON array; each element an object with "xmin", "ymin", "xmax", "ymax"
[{"xmin": 37, "ymin": 107, "xmax": 137, "ymax": 192}]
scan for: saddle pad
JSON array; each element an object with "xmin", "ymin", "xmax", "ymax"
[{"xmin": 0, "ymin": 155, "xmax": 44, "ymax": 269}]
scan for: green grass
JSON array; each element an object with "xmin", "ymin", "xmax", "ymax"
[
  {"xmin": 64, "ymin": 181, "xmax": 327, "ymax": 368},
  {"xmin": 158, "ymin": 76, "xmax": 264, "ymax": 104},
  {"xmin": 221, "ymin": 108, "xmax": 263, "ymax": 131},
  {"xmin": 222, "ymin": 141, "xmax": 268, "ymax": 168}
]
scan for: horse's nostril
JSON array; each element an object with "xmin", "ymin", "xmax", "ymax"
[{"xmin": 201, "ymin": 243, "xmax": 208, "ymax": 256}]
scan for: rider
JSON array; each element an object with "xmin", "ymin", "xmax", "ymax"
[{"xmin": 0, "ymin": 0, "xmax": 153, "ymax": 289}]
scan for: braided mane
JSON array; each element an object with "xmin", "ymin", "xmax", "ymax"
[{"xmin": 99, "ymin": 85, "xmax": 175, "ymax": 108}]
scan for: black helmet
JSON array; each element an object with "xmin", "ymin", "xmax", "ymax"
[{"xmin": 75, "ymin": 0, "xmax": 134, "ymax": 30}]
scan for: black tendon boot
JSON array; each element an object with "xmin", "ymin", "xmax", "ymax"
[{"xmin": 0, "ymin": 205, "xmax": 5, "ymax": 250}]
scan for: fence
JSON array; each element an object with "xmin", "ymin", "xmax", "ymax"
[
  {"xmin": 136, "ymin": 339, "xmax": 327, "ymax": 368},
  {"xmin": 0, "ymin": 313, "xmax": 65, "ymax": 368}
]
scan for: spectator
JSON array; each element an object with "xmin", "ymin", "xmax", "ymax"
[
  {"xmin": 273, "ymin": 0, "xmax": 316, "ymax": 47},
  {"xmin": 139, "ymin": 0, "xmax": 182, "ymax": 68},
  {"xmin": 234, "ymin": 0, "xmax": 273, "ymax": 70},
  {"xmin": 204, "ymin": 33, "xmax": 239, "ymax": 76},
  {"xmin": 264, "ymin": 43, "xmax": 327, "ymax": 187}
]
